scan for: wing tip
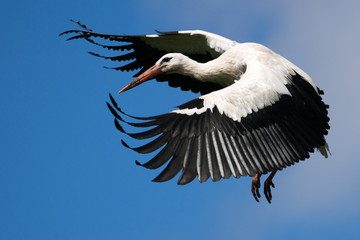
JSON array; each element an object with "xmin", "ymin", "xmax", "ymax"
[
  {"xmin": 152, "ymin": 176, "xmax": 165, "ymax": 182},
  {"xmin": 114, "ymin": 119, "xmax": 125, "ymax": 133},
  {"xmin": 121, "ymin": 139, "xmax": 130, "ymax": 148},
  {"xmin": 135, "ymin": 160, "xmax": 143, "ymax": 166},
  {"xmin": 106, "ymin": 101, "xmax": 123, "ymax": 121}
]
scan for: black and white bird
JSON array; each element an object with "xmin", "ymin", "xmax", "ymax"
[{"xmin": 61, "ymin": 21, "xmax": 330, "ymax": 203}]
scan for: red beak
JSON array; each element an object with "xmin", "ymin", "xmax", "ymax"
[{"xmin": 118, "ymin": 65, "xmax": 163, "ymax": 93}]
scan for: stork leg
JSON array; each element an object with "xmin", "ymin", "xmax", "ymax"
[
  {"xmin": 251, "ymin": 174, "xmax": 261, "ymax": 202},
  {"xmin": 264, "ymin": 170, "xmax": 277, "ymax": 204}
]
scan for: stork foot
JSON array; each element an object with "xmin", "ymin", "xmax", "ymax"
[
  {"xmin": 251, "ymin": 174, "xmax": 261, "ymax": 202},
  {"xmin": 264, "ymin": 178, "xmax": 275, "ymax": 203},
  {"xmin": 264, "ymin": 170, "xmax": 277, "ymax": 204}
]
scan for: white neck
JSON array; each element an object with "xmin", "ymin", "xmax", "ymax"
[{"xmin": 178, "ymin": 55, "xmax": 243, "ymax": 87}]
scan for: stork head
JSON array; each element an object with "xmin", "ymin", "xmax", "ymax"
[
  {"xmin": 118, "ymin": 53, "xmax": 187, "ymax": 93},
  {"xmin": 155, "ymin": 53, "xmax": 188, "ymax": 73}
]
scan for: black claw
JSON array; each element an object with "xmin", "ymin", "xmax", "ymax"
[{"xmin": 265, "ymin": 190, "xmax": 272, "ymax": 204}]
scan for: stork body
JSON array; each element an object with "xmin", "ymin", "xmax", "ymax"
[{"xmin": 61, "ymin": 21, "xmax": 330, "ymax": 203}]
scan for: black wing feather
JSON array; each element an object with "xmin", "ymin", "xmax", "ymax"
[
  {"xmin": 61, "ymin": 21, "xmax": 223, "ymax": 95},
  {"xmin": 107, "ymin": 72, "xmax": 330, "ymax": 184}
]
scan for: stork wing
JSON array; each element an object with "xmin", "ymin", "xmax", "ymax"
[
  {"xmin": 107, "ymin": 72, "xmax": 330, "ymax": 184},
  {"xmin": 60, "ymin": 20, "xmax": 237, "ymax": 94}
]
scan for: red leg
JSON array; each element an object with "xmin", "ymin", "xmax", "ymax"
[
  {"xmin": 251, "ymin": 174, "xmax": 261, "ymax": 202},
  {"xmin": 264, "ymin": 170, "xmax": 277, "ymax": 204}
]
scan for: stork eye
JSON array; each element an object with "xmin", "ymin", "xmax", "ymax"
[{"xmin": 161, "ymin": 57, "xmax": 172, "ymax": 64}]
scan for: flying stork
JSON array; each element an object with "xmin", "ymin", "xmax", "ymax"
[{"xmin": 61, "ymin": 21, "xmax": 330, "ymax": 203}]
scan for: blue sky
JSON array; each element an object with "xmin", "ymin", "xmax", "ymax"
[{"xmin": 1, "ymin": 0, "xmax": 359, "ymax": 239}]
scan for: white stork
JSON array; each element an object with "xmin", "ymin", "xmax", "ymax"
[{"xmin": 61, "ymin": 20, "xmax": 330, "ymax": 203}]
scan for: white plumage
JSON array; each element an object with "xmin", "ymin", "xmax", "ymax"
[{"xmin": 61, "ymin": 20, "xmax": 330, "ymax": 203}]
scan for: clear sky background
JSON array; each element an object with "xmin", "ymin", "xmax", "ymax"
[{"xmin": 1, "ymin": 0, "xmax": 359, "ymax": 239}]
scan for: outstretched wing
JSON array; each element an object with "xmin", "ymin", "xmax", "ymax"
[
  {"xmin": 60, "ymin": 20, "xmax": 237, "ymax": 94},
  {"xmin": 107, "ymin": 72, "xmax": 330, "ymax": 184}
]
